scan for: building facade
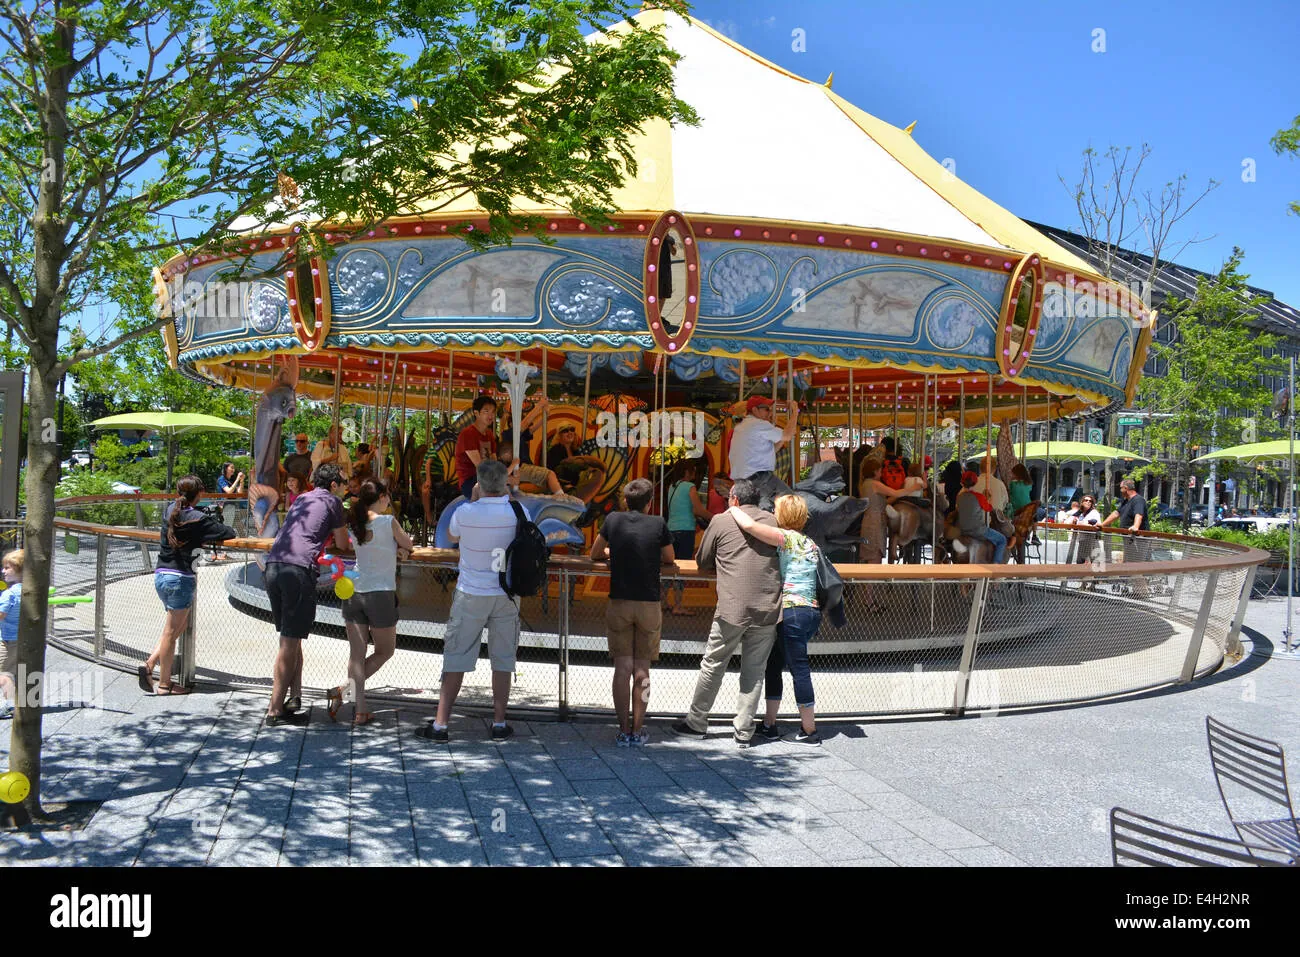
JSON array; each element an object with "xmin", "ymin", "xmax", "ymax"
[{"xmin": 1024, "ymin": 222, "xmax": 1299, "ymax": 511}]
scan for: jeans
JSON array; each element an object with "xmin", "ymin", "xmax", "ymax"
[
  {"xmin": 972, "ymin": 527, "xmax": 1007, "ymax": 564},
  {"xmin": 764, "ymin": 605, "xmax": 820, "ymax": 708},
  {"xmin": 671, "ymin": 529, "xmax": 695, "ymax": 561},
  {"xmin": 154, "ymin": 572, "xmax": 196, "ymax": 611}
]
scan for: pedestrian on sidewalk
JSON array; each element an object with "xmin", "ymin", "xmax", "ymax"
[
  {"xmin": 0, "ymin": 549, "xmax": 25, "ymax": 718},
  {"xmin": 589, "ymin": 478, "xmax": 676, "ymax": 747},
  {"xmin": 418, "ymin": 459, "xmax": 520, "ymax": 743},
  {"xmin": 263, "ymin": 463, "xmax": 349, "ymax": 726},
  {"xmin": 671, "ymin": 477, "xmax": 781, "ymax": 748},
  {"xmin": 327, "ymin": 479, "xmax": 413, "ymax": 726},
  {"xmin": 731, "ymin": 495, "xmax": 825, "ymax": 746},
  {"xmin": 140, "ymin": 476, "xmax": 237, "ymax": 697}
]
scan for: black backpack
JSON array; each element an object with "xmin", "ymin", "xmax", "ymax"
[{"xmin": 500, "ymin": 499, "xmax": 550, "ymax": 598}]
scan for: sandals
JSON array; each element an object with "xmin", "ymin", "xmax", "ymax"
[
  {"xmin": 283, "ymin": 695, "xmax": 302, "ymax": 715},
  {"xmin": 156, "ymin": 684, "xmax": 191, "ymax": 696},
  {"xmin": 326, "ymin": 686, "xmax": 344, "ymax": 722},
  {"xmin": 353, "ymin": 711, "xmax": 375, "ymax": 726},
  {"xmin": 137, "ymin": 665, "xmax": 155, "ymax": 693}
]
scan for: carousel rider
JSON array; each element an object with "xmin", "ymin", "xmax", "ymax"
[{"xmin": 728, "ymin": 396, "xmax": 800, "ymax": 510}]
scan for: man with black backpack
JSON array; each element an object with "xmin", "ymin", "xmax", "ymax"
[{"xmin": 419, "ymin": 458, "xmax": 541, "ymax": 743}]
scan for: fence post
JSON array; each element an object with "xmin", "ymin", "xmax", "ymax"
[
  {"xmin": 93, "ymin": 533, "xmax": 107, "ymax": 658},
  {"xmin": 558, "ymin": 568, "xmax": 569, "ymax": 722},
  {"xmin": 1224, "ymin": 565, "xmax": 1256, "ymax": 659},
  {"xmin": 134, "ymin": 500, "xmax": 153, "ymax": 570},
  {"xmin": 950, "ymin": 577, "xmax": 987, "ymax": 715},
  {"xmin": 177, "ymin": 573, "xmax": 197, "ymax": 688},
  {"xmin": 1179, "ymin": 571, "xmax": 1221, "ymax": 683}
]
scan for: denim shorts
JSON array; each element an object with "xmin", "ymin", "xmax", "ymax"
[{"xmin": 155, "ymin": 572, "xmax": 196, "ymax": 611}]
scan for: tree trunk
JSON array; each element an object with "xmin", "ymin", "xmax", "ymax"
[{"xmin": 12, "ymin": 350, "xmax": 60, "ymax": 818}]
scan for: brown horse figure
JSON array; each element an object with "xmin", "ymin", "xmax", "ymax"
[{"xmin": 886, "ymin": 491, "xmax": 948, "ymax": 563}]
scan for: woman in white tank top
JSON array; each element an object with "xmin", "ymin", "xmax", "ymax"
[{"xmin": 327, "ymin": 479, "xmax": 413, "ymax": 725}]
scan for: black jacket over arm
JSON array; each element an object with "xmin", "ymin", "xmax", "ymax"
[{"xmin": 157, "ymin": 504, "xmax": 238, "ymax": 575}]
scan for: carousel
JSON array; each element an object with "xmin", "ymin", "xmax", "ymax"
[{"xmin": 153, "ymin": 11, "xmax": 1153, "ymax": 655}]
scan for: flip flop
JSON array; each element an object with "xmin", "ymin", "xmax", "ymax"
[
  {"xmin": 137, "ymin": 665, "xmax": 155, "ymax": 693},
  {"xmin": 353, "ymin": 711, "xmax": 375, "ymax": 726},
  {"xmin": 156, "ymin": 684, "xmax": 191, "ymax": 696}
]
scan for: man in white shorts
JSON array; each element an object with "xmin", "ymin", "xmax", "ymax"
[{"xmin": 419, "ymin": 458, "xmax": 521, "ymax": 743}]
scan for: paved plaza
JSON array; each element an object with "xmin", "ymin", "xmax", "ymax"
[{"xmin": 1, "ymin": 595, "xmax": 1297, "ymax": 867}]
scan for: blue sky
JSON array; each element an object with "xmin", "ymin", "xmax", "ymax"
[{"xmin": 687, "ymin": 0, "xmax": 1300, "ymax": 305}]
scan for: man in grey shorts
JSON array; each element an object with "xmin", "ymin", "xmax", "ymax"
[{"xmin": 418, "ymin": 459, "xmax": 521, "ymax": 743}]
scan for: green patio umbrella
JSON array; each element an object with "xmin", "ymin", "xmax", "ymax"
[
  {"xmin": 1016, "ymin": 441, "xmax": 1149, "ymax": 463},
  {"xmin": 91, "ymin": 411, "xmax": 249, "ymax": 490},
  {"xmin": 1192, "ymin": 439, "xmax": 1295, "ymax": 465}
]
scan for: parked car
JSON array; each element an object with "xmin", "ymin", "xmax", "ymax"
[
  {"xmin": 109, "ymin": 481, "xmax": 141, "ymax": 494},
  {"xmin": 1036, "ymin": 486, "xmax": 1081, "ymax": 521},
  {"xmin": 61, "ymin": 449, "xmax": 92, "ymax": 470},
  {"xmin": 1187, "ymin": 506, "xmax": 1208, "ymax": 526},
  {"xmin": 1155, "ymin": 504, "xmax": 1184, "ymax": 522}
]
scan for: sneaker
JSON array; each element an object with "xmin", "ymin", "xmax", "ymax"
[
  {"xmin": 669, "ymin": 720, "xmax": 708, "ymax": 739},
  {"xmin": 616, "ymin": 731, "xmax": 632, "ymax": 748},
  {"xmin": 490, "ymin": 724, "xmax": 514, "ymax": 742},
  {"xmin": 0, "ymin": 703, "xmax": 13, "ymax": 720},
  {"xmin": 784, "ymin": 729, "xmax": 821, "ymax": 747},
  {"xmin": 754, "ymin": 721, "xmax": 780, "ymax": 740},
  {"xmin": 733, "ymin": 732, "xmax": 753, "ymax": 749},
  {"xmin": 415, "ymin": 724, "xmax": 449, "ymax": 743},
  {"xmin": 265, "ymin": 711, "xmax": 308, "ymax": 727},
  {"xmin": 629, "ymin": 729, "xmax": 650, "ymax": 747}
]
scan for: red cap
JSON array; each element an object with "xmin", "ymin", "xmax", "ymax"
[
  {"xmin": 746, "ymin": 396, "xmax": 774, "ymax": 413},
  {"xmin": 961, "ymin": 470, "xmax": 979, "ymax": 486},
  {"xmin": 924, "ymin": 455, "xmax": 933, "ymax": 468}
]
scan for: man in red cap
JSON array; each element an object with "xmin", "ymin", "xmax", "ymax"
[{"xmin": 728, "ymin": 396, "xmax": 800, "ymax": 483}]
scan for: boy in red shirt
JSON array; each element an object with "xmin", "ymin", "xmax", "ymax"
[{"xmin": 455, "ymin": 395, "xmax": 499, "ymax": 499}]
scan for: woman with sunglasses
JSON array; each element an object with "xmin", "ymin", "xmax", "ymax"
[{"xmin": 1058, "ymin": 494, "xmax": 1102, "ymax": 565}]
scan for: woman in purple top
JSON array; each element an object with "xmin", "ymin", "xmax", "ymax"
[{"xmin": 263, "ymin": 463, "xmax": 349, "ymax": 725}]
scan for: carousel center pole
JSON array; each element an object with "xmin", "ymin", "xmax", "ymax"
[
  {"xmin": 847, "ymin": 367, "xmax": 854, "ymax": 478},
  {"xmin": 787, "ymin": 358, "xmax": 796, "ymax": 486},
  {"xmin": 892, "ymin": 381, "xmax": 900, "ymax": 448},
  {"xmin": 400, "ymin": 362, "xmax": 409, "ymax": 437},
  {"xmin": 958, "ymin": 379, "xmax": 966, "ymax": 469},
  {"xmin": 581, "ymin": 355, "xmax": 592, "ymax": 444},
  {"xmin": 540, "ymin": 346, "xmax": 548, "ymax": 466},
  {"xmin": 424, "ymin": 374, "xmax": 432, "ymax": 447}
]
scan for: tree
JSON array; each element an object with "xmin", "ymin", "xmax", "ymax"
[
  {"xmin": 1062, "ymin": 143, "xmax": 1220, "ymax": 500},
  {"xmin": 1129, "ymin": 250, "xmax": 1282, "ymax": 521},
  {"xmin": 1272, "ymin": 115, "xmax": 1300, "ymax": 216},
  {"xmin": 0, "ymin": 0, "xmax": 694, "ymax": 819}
]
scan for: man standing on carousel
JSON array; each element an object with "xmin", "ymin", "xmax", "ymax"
[{"xmin": 727, "ymin": 396, "xmax": 800, "ymax": 510}]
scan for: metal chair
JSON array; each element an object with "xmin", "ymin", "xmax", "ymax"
[
  {"xmin": 1206, "ymin": 716, "xmax": 1300, "ymax": 857},
  {"xmin": 1111, "ymin": 808, "xmax": 1295, "ymax": 867}
]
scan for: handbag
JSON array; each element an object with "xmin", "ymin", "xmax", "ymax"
[{"xmin": 815, "ymin": 548, "xmax": 847, "ymax": 629}]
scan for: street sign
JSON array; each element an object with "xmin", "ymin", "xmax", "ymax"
[
  {"xmin": 1088, "ymin": 428, "xmax": 1104, "ymax": 444},
  {"xmin": 1118, "ymin": 416, "xmax": 1143, "ymax": 426}
]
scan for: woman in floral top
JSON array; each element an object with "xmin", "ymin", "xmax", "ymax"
[{"xmin": 728, "ymin": 494, "xmax": 824, "ymax": 746}]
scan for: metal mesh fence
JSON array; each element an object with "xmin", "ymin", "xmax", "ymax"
[{"xmin": 44, "ymin": 507, "xmax": 1264, "ymax": 721}]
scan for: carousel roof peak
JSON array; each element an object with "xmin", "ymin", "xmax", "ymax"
[{"xmin": 593, "ymin": 10, "xmax": 1093, "ymax": 273}]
